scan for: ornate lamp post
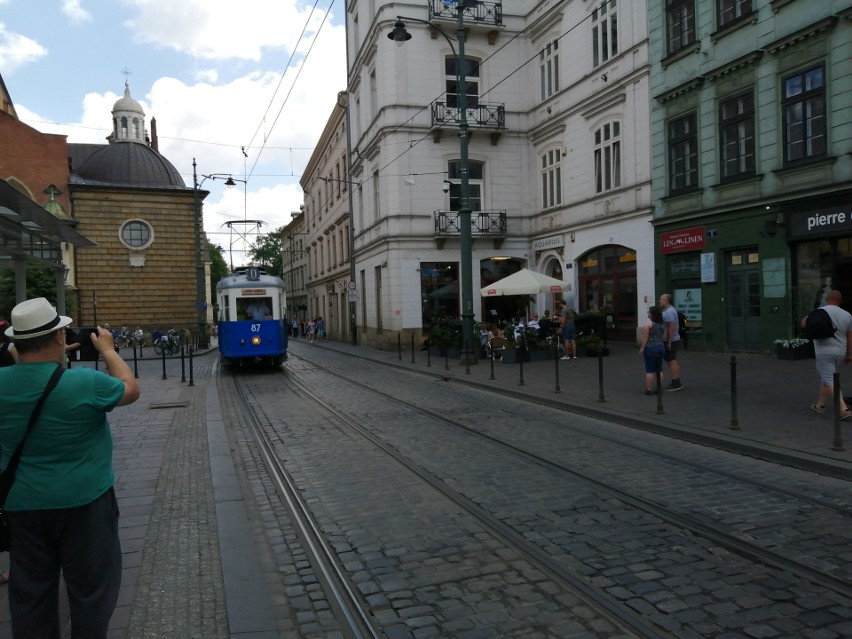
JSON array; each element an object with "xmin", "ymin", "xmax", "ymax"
[
  {"xmin": 192, "ymin": 160, "xmax": 248, "ymax": 349},
  {"xmin": 389, "ymin": 2, "xmax": 477, "ymax": 362}
]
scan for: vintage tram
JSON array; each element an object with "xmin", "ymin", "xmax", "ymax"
[{"xmin": 216, "ymin": 267, "xmax": 289, "ymax": 367}]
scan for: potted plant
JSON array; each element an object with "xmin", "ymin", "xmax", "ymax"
[
  {"xmin": 774, "ymin": 337, "xmax": 813, "ymax": 360},
  {"xmin": 578, "ymin": 333, "xmax": 609, "ymax": 357}
]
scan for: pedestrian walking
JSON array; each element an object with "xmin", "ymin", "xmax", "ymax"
[
  {"xmin": 558, "ymin": 300, "xmax": 577, "ymax": 360},
  {"xmin": 0, "ymin": 298, "xmax": 140, "ymax": 638},
  {"xmin": 659, "ymin": 293, "xmax": 684, "ymax": 391},
  {"xmin": 801, "ymin": 289, "xmax": 852, "ymax": 419}
]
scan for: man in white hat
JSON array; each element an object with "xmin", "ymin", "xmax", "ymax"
[{"xmin": 0, "ymin": 297, "xmax": 140, "ymax": 638}]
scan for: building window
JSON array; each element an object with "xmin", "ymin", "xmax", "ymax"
[
  {"xmin": 448, "ymin": 160, "xmax": 483, "ymax": 211},
  {"xmin": 666, "ymin": 0, "xmax": 696, "ymax": 55},
  {"xmin": 541, "ymin": 149, "xmax": 563, "ymax": 208},
  {"xmin": 668, "ymin": 113, "xmax": 698, "ymax": 194},
  {"xmin": 717, "ymin": 0, "xmax": 751, "ymax": 28},
  {"xmin": 119, "ymin": 220, "xmax": 153, "ymax": 250},
  {"xmin": 719, "ymin": 92, "xmax": 755, "ymax": 181},
  {"xmin": 782, "ymin": 65, "xmax": 826, "ymax": 165},
  {"xmin": 592, "ymin": 0, "xmax": 618, "ymax": 68},
  {"xmin": 446, "ymin": 56, "xmax": 480, "ymax": 109},
  {"xmin": 539, "ymin": 39, "xmax": 560, "ymax": 100},
  {"xmin": 594, "ymin": 122, "xmax": 621, "ymax": 193}
]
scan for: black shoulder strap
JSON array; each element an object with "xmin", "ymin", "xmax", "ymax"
[{"xmin": 0, "ymin": 365, "xmax": 65, "ymax": 505}]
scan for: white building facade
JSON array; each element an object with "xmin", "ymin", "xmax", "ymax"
[{"xmin": 302, "ymin": 0, "xmax": 653, "ymax": 348}]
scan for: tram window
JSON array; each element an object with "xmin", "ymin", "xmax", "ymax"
[{"xmin": 239, "ymin": 297, "xmax": 273, "ymax": 320}]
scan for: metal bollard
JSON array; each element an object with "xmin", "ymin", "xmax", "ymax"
[
  {"xmin": 597, "ymin": 349, "xmax": 605, "ymax": 402},
  {"xmin": 729, "ymin": 356, "xmax": 739, "ymax": 430},
  {"xmin": 132, "ymin": 345, "xmax": 139, "ymax": 379},
  {"xmin": 180, "ymin": 346, "xmax": 186, "ymax": 383},
  {"xmin": 554, "ymin": 340, "xmax": 561, "ymax": 394},
  {"xmin": 518, "ymin": 334, "xmax": 526, "ymax": 387},
  {"xmin": 489, "ymin": 348, "xmax": 495, "ymax": 380},
  {"xmin": 161, "ymin": 346, "xmax": 167, "ymax": 380},
  {"xmin": 654, "ymin": 354, "xmax": 664, "ymax": 414},
  {"xmin": 464, "ymin": 338, "xmax": 471, "ymax": 376},
  {"xmin": 188, "ymin": 346, "xmax": 195, "ymax": 387},
  {"xmin": 832, "ymin": 372, "xmax": 844, "ymax": 451}
]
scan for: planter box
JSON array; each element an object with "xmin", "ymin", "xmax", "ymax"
[{"xmin": 776, "ymin": 344, "xmax": 813, "ymax": 360}]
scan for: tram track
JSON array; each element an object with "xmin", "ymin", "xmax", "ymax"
[
  {"xmin": 227, "ymin": 370, "xmax": 383, "ymax": 639},
  {"xmin": 273, "ymin": 349, "xmax": 852, "ymax": 636}
]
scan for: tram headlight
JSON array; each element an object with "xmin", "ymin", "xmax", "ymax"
[{"xmin": 251, "ymin": 335, "xmax": 261, "ymax": 346}]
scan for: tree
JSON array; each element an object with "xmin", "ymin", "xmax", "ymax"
[
  {"xmin": 207, "ymin": 244, "xmax": 229, "ymax": 299},
  {"xmin": 0, "ymin": 265, "xmax": 76, "ymax": 319},
  {"xmin": 247, "ymin": 229, "xmax": 284, "ymax": 277}
]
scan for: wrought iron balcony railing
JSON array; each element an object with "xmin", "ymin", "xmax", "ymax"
[
  {"xmin": 435, "ymin": 210, "xmax": 507, "ymax": 236},
  {"xmin": 429, "ymin": 1, "xmax": 503, "ymax": 26},
  {"xmin": 431, "ymin": 101, "xmax": 505, "ymax": 130}
]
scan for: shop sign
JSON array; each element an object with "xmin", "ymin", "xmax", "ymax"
[
  {"xmin": 787, "ymin": 206, "xmax": 852, "ymax": 240},
  {"xmin": 532, "ymin": 235, "xmax": 564, "ymax": 250},
  {"xmin": 660, "ymin": 226, "xmax": 705, "ymax": 254}
]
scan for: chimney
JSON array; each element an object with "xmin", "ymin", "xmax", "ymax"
[{"xmin": 150, "ymin": 117, "xmax": 158, "ymax": 151}]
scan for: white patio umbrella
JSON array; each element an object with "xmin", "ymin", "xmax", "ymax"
[{"xmin": 480, "ymin": 269, "xmax": 565, "ymax": 297}]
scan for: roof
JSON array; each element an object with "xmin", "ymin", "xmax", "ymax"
[{"xmin": 70, "ymin": 141, "xmax": 187, "ymax": 189}]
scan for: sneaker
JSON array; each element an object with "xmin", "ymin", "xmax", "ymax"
[
  {"xmin": 572, "ymin": 356, "xmax": 578, "ymax": 359},
  {"xmin": 560, "ymin": 356, "xmax": 571, "ymax": 360},
  {"xmin": 665, "ymin": 383, "xmax": 684, "ymax": 392}
]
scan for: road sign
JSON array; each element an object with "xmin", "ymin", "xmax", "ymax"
[{"xmin": 347, "ymin": 281, "xmax": 356, "ymax": 290}]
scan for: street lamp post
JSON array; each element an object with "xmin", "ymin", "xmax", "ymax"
[
  {"xmin": 192, "ymin": 160, "xmax": 249, "ymax": 349},
  {"xmin": 390, "ymin": 3, "xmax": 477, "ymax": 363}
]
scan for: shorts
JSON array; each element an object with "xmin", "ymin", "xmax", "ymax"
[
  {"xmin": 643, "ymin": 344, "xmax": 665, "ymax": 373},
  {"xmin": 664, "ymin": 340, "xmax": 680, "ymax": 362},
  {"xmin": 815, "ymin": 353, "xmax": 844, "ymax": 385},
  {"xmin": 561, "ymin": 325, "xmax": 576, "ymax": 340}
]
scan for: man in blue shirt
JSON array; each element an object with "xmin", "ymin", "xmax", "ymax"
[{"xmin": 659, "ymin": 293, "xmax": 683, "ymax": 391}]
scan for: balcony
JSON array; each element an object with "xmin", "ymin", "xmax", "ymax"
[
  {"xmin": 429, "ymin": 1, "xmax": 503, "ymax": 27},
  {"xmin": 431, "ymin": 101, "xmax": 505, "ymax": 131},
  {"xmin": 434, "ymin": 209, "xmax": 507, "ymax": 249}
]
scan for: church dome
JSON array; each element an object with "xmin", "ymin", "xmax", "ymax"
[{"xmin": 74, "ymin": 143, "xmax": 186, "ymax": 189}]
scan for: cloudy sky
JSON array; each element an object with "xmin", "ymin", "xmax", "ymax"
[{"xmin": 0, "ymin": 0, "xmax": 347, "ymax": 264}]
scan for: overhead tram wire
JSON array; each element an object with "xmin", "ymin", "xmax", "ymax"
[
  {"xmin": 243, "ymin": 0, "xmax": 326, "ymax": 163},
  {"xmin": 245, "ymin": 1, "xmax": 335, "ymax": 181}
]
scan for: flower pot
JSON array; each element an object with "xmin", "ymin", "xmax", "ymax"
[{"xmin": 775, "ymin": 344, "xmax": 813, "ymax": 360}]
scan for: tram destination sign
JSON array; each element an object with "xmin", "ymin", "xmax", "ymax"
[
  {"xmin": 660, "ymin": 226, "xmax": 705, "ymax": 254},
  {"xmin": 241, "ymin": 289, "xmax": 267, "ymax": 295}
]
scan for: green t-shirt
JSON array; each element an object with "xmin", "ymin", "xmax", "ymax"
[{"xmin": 0, "ymin": 362, "xmax": 125, "ymax": 510}]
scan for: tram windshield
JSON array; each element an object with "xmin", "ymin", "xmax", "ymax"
[{"xmin": 237, "ymin": 297, "xmax": 273, "ymax": 320}]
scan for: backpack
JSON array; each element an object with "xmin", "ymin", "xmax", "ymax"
[
  {"xmin": 804, "ymin": 308, "xmax": 836, "ymax": 340},
  {"xmin": 677, "ymin": 311, "xmax": 689, "ymax": 335}
]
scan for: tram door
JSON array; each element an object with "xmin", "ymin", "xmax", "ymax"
[{"xmin": 725, "ymin": 249, "xmax": 761, "ymax": 351}]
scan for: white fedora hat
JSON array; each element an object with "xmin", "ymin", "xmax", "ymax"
[{"xmin": 5, "ymin": 297, "xmax": 73, "ymax": 339}]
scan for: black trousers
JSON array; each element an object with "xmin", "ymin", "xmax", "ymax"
[{"xmin": 7, "ymin": 487, "xmax": 122, "ymax": 639}]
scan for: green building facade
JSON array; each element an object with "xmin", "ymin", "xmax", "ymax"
[{"xmin": 648, "ymin": 0, "xmax": 852, "ymax": 353}]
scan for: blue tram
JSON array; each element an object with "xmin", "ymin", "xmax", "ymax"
[{"xmin": 216, "ymin": 267, "xmax": 289, "ymax": 367}]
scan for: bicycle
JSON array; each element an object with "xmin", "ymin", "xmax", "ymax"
[{"xmin": 153, "ymin": 329, "xmax": 181, "ymax": 356}]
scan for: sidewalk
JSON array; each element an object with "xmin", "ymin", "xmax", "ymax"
[{"xmin": 306, "ymin": 338, "xmax": 852, "ymax": 479}]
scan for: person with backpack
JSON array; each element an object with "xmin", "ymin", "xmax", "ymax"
[
  {"xmin": 800, "ymin": 289, "xmax": 852, "ymax": 419},
  {"xmin": 659, "ymin": 293, "xmax": 684, "ymax": 391}
]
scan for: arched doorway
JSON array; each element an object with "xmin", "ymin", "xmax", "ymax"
[{"xmin": 577, "ymin": 245, "xmax": 637, "ymax": 341}]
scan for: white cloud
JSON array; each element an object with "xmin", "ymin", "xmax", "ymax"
[
  {"xmin": 0, "ymin": 23, "xmax": 47, "ymax": 73},
  {"xmin": 122, "ymin": 0, "xmax": 334, "ymax": 61},
  {"xmin": 62, "ymin": 0, "xmax": 93, "ymax": 24}
]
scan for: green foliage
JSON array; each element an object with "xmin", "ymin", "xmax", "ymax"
[
  {"xmin": 207, "ymin": 244, "xmax": 229, "ymax": 293},
  {"xmin": 248, "ymin": 228, "xmax": 285, "ymax": 277},
  {"xmin": 0, "ymin": 266, "xmax": 75, "ymax": 319}
]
